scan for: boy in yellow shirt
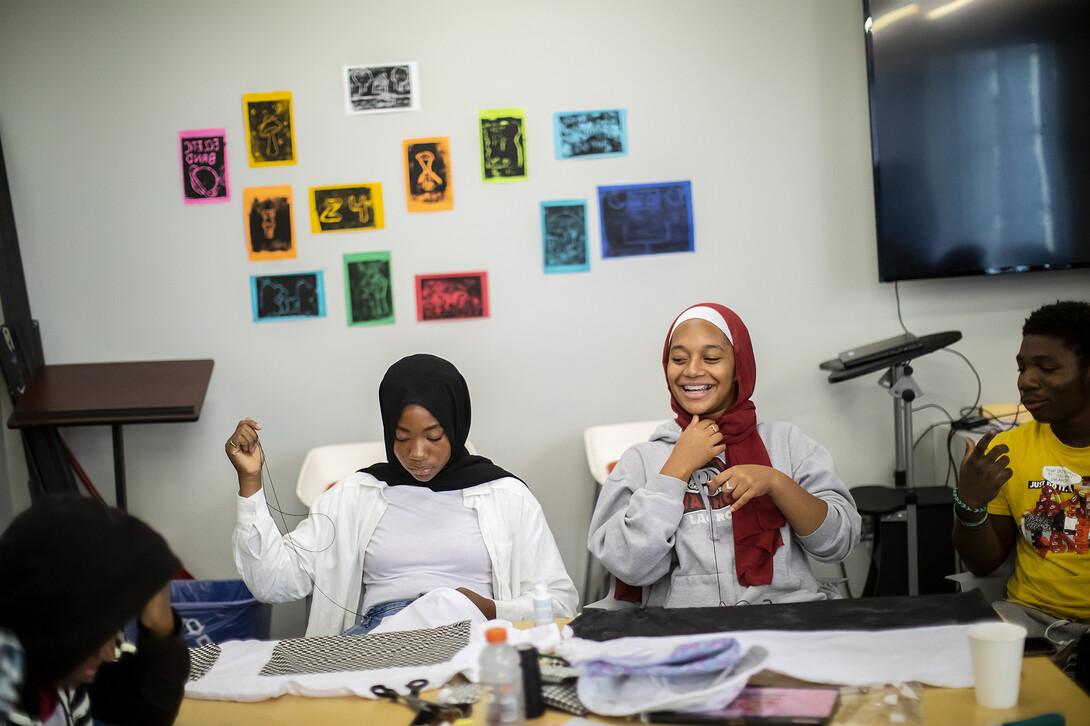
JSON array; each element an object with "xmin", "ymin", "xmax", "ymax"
[{"xmin": 953, "ymin": 300, "xmax": 1089, "ymax": 679}]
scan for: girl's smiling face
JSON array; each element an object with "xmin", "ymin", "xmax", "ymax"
[{"xmin": 667, "ymin": 318, "xmax": 737, "ymax": 420}]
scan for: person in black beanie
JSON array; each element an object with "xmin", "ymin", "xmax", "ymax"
[{"xmin": 0, "ymin": 495, "xmax": 189, "ymax": 726}]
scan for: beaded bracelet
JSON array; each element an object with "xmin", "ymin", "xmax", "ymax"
[
  {"xmin": 952, "ymin": 487, "xmax": 988, "ymax": 513},
  {"xmin": 953, "ymin": 504, "xmax": 988, "ymax": 528}
]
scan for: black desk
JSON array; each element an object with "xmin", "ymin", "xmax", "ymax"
[
  {"xmin": 7, "ymin": 359, "xmax": 214, "ymax": 509},
  {"xmin": 851, "ymin": 485, "xmax": 956, "ymax": 597}
]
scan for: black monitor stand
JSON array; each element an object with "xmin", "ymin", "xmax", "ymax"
[{"xmin": 819, "ymin": 331, "xmax": 962, "ymax": 596}]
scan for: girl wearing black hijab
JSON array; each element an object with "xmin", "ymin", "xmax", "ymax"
[
  {"xmin": 227, "ymin": 354, "xmax": 577, "ymax": 636},
  {"xmin": 0, "ymin": 495, "xmax": 188, "ymax": 726}
]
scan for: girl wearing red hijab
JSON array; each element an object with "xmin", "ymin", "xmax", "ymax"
[{"xmin": 588, "ymin": 304, "xmax": 861, "ymax": 607}]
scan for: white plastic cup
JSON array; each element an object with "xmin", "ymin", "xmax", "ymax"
[{"xmin": 967, "ymin": 621, "xmax": 1028, "ymax": 709}]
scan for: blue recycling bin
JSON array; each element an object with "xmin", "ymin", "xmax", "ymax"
[{"xmin": 170, "ymin": 579, "xmax": 271, "ymax": 648}]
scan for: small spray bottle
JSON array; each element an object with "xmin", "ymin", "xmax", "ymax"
[{"xmin": 532, "ymin": 583, "xmax": 553, "ymax": 627}]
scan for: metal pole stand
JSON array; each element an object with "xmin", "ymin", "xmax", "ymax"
[{"xmin": 879, "ymin": 362, "xmax": 922, "ymax": 596}]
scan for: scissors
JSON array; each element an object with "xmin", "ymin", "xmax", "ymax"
[{"xmin": 370, "ymin": 679, "xmax": 468, "ymax": 725}]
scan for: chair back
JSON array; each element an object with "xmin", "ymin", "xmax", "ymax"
[
  {"xmin": 583, "ymin": 419, "xmax": 665, "ymax": 485},
  {"xmin": 295, "ymin": 440, "xmax": 478, "ymax": 507},
  {"xmin": 581, "ymin": 418, "xmax": 664, "ymax": 608},
  {"xmin": 946, "ymin": 550, "xmax": 1016, "ymax": 603}
]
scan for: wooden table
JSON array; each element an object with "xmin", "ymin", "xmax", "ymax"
[
  {"xmin": 175, "ymin": 655, "xmax": 1090, "ymax": 726},
  {"xmin": 7, "ymin": 359, "xmax": 214, "ymax": 509}
]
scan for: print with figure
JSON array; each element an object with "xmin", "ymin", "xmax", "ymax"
[
  {"xmin": 344, "ymin": 62, "xmax": 420, "ymax": 114},
  {"xmin": 479, "ymin": 108, "xmax": 526, "ymax": 182},
  {"xmin": 250, "ymin": 272, "xmax": 325, "ymax": 322},
  {"xmin": 415, "ymin": 272, "xmax": 489, "ymax": 322},
  {"xmin": 243, "ymin": 91, "xmax": 296, "ymax": 166},
  {"xmin": 344, "ymin": 251, "xmax": 394, "ymax": 327},
  {"xmin": 243, "ymin": 186, "xmax": 296, "ymax": 261},
  {"xmin": 404, "ymin": 137, "xmax": 453, "ymax": 212},
  {"xmin": 541, "ymin": 200, "xmax": 589, "ymax": 273}
]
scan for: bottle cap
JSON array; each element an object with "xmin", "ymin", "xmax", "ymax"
[
  {"xmin": 533, "ymin": 583, "xmax": 548, "ymax": 599},
  {"xmin": 485, "ymin": 626, "xmax": 507, "ymax": 643}
]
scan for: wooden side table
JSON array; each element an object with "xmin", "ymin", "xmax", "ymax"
[{"xmin": 7, "ymin": 359, "xmax": 214, "ymax": 510}]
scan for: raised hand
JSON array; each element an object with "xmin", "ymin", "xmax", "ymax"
[
  {"xmin": 138, "ymin": 583, "xmax": 176, "ymax": 639},
  {"xmin": 226, "ymin": 418, "xmax": 264, "ymax": 495},
  {"xmin": 957, "ymin": 429, "xmax": 1012, "ymax": 509},
  {"xmin": 660, "ymin": 415, "xmax": 726, "ymax": 483}
]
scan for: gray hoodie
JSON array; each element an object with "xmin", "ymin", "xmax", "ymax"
[{"xmin": 588, "ymin": 419, "xmax": 862, "ymax": 608}]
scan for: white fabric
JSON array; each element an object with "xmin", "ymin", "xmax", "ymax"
[
  {"xmin": 184, "ymin": 600, "xmax": 563, "ymax": 702},
  {"xmin": 669, "ymin": 306, "xmax": 733, "ymax": 345},
  {"xmin": 233, "ymin": 473, "xmax": 577, "ymax": 636},
  {"xmin": 369, "ymin": 588, "xmax": 488, "ymax": 634},
  {"xmin": 362, "ymin": 486, "xmax": 492, "ymax": 610},
  {"xmin": 557, "ymin": 622, "xmax": 981, "ymax": 693},
  {"xmin": 186, "ymin": 592, "xmax": 982, "ymax": 706}
]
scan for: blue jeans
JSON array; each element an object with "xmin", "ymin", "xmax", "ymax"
[{"xmin": 342, "ymin": 596, "xmax": 420, "ymax": 635}]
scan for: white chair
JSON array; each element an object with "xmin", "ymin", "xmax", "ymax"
[
  {"xmin": 582, "ymin": 419, "xmax": 665, "ymax": 607},
  {"xmin": 946, "ymin": 551, "xmax": 1015, "ymax": 604},
  {"xmin": 584, "ymin": 420, "xmax": 665, "ymax": 489},
  {"xmin": 296, "ymin": 440, "xmax": 477, "ymax": 507}
]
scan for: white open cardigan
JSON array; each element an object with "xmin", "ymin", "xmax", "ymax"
[{"xmin": 233, "ymin": 472, "xmax": 578, "ymax": 636}]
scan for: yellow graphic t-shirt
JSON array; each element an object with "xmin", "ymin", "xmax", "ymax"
[{"xmin": 987, "ymin": 421, "xmax": 1090, "ymax": 622}]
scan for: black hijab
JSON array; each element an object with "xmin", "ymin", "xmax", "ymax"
[
  {"xmin": 0, "ymin": 495, "xmax": 180, "ymax": 695},
  {"xmin": 361, "ymin": 354, "xmax": 518, "ymax": 491}
]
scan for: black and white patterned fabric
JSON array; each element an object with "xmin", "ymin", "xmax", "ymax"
[
  {"xmin": 538, "ymin": 654, "xmax": 586, "ymax": 715},
  {"xmin": 259, "ymin": 620, "xmax": 471, "ymax": 677},
  {"xmin": 543, "ymin": 681, "xmax": 588, "ymax": 716},
  {"xmin": 187, "ymin": 643, "xmax": 221, "ymax": 681},
  {"xmin": 437, "ymin": 681, "xmax": 479, "ymax": 706}
]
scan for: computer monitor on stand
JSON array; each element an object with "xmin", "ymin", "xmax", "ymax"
[{"xmin": 820, "ymin": 331, "xmax": 962, "ymax": 596}]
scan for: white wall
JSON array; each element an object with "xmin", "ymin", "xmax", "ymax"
[{"xmin": 1, "ymin": 0, "xmax": 1087, "ymax": 633}]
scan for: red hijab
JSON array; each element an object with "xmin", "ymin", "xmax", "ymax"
[{"xmin": 663, "ymin": 303, "xmax": 785, "ymax": 586}]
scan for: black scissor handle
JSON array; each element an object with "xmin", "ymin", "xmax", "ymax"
[
  {"xmin": 405, "ymin": 678, "xmax": 429, "ymax": 695},
  {"xmin": 370, "ymin": 684, "xmax": 399, "ymax": 701}
]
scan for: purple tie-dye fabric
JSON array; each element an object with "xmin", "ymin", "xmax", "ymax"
[{"xmin": 581, "ymin": 636, "xmax": 740, "ymax": 676}]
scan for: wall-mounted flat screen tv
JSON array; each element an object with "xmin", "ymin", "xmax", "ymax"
[{"xmin": 863, "ymin": 0, "xmax": 1090, "ymax": 281}]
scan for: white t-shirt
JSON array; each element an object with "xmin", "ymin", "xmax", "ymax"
[{"xmin": 361, "ymin": 485, "xmax": 493, "ymax": 610}]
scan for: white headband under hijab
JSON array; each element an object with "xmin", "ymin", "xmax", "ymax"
[{"xmin": 668, "ymin": 306, "xmax": 734, "ymax": 346}]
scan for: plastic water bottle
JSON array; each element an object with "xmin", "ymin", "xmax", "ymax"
[
  {"xmin": 532, "ymin": 583, "xmax": 554, "ymax": 627},
  {"xmin": 480, "ymin": 626, "xmax": 524, "ymax": 726}
]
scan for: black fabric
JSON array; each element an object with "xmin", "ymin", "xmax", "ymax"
[
  {"xmin": 572, "ymin": 591, "xmax": 998, "ymax": 641},
  {"xmin": 1076, "ymin": 633, "xmax": 1090, "ymax": 693},
  {"xmin": 0, "ymin": 495, "xmax": 180, "ymax": 697},
  {"xmin": 361, "ymin": 353, "xmax": 518, "ymax": 492}
]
